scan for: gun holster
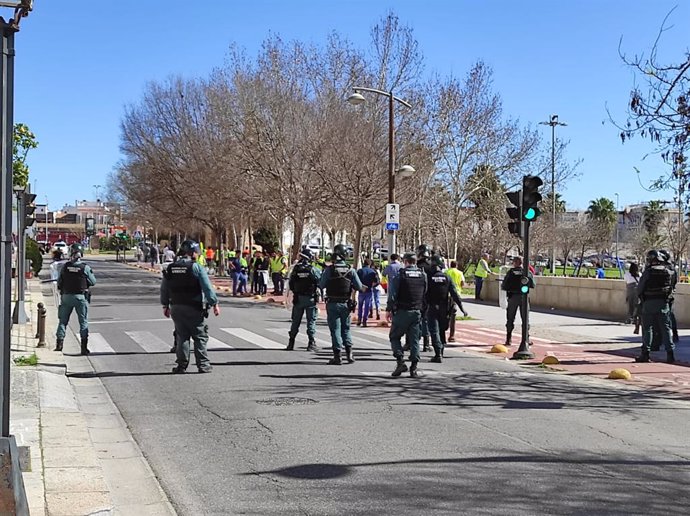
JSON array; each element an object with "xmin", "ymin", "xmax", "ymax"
[{"xmin": 347, "ymin": 299, "xmax": 356, "ymax": 312}]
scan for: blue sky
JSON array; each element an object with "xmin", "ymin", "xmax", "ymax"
[{"xmin": 13, "ymin": 0, "xmax": 690, "ymax": 211}]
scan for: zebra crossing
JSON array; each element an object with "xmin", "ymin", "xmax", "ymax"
[{"xmin": 84, "ymin": 325, "xmax": 395, "ymax": 356}]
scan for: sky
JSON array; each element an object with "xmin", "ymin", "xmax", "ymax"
[{"xmin": 11, "ymin": 0, "xmax": 690, "ymax": 212}]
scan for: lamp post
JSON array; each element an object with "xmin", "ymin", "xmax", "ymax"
[
  {"xmin": 539, "ymin": 114, "xmax": 567, "ymax": 275},
  {"xmin": 348, "ymin": 87, "xmax": 413, "ymax": 255},
  {"xmin": 0, "ymin": 0, "xmax": 34, "ymax": 441},
  {"xmin": 615, "ymin": 192, "xmax": 620, "ymax": 277}
]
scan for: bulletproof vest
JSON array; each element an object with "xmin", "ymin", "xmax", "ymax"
[
  {"xmin": 503, "ymin": 267, "xmax": 524, "ymax": 293},
  {"xmin": 643, "ymin": 265, "xmax": 672, "ymax": 299},
  {"xmin": 427, "ymin": 270, "xmax": 450, "ymax": 305},
  {"xmin": 397, "ymin": 267, "xmax": 426, "ymax": 310},
  {"xmin": 61, "ymin": 261, "xmax": 89, "ymax": 294},
  {"xmin": 326, "ymin": 263, "xmax": 352, "ymax": 300},
  {"xmin": 166, "ymin": 259, "xmax": 202, "ymax": 306},
  {"xmin": 292, "ymin": 262, "xmax": 316, "ymax": 295}
]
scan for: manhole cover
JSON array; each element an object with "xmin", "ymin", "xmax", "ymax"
[{"xmin": 256, "ymin": 397, "xmax": 318, "ymax": 406}]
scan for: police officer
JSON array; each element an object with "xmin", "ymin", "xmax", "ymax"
[
  {"xmin": 658, "ymin": 250, "xmax": 679, "ymax": 345},
  {"xmin": 501, "ymin": 256, "xmax": 534, "ymax": 346},
  {"xmin": 426, "ymin": 254, "xmax": 463, "ymax": 363},
  {"xmin": 55, "ymin": 243, "xmax": 96, "ymax": 355},
  {"xmin": 386, "ymin": 253, "xmax": 428, "ymax": 377},
  {"xmin": 635, "ymin": 250, "xmax": 675, "ymax": 363},
  {"xmin": 318, "ymin": 244, "xmax": 366, "ymax": 365},
  {"xmin": 414, "ymin": 244, "xmax": 434, "ymax": 352},
  {"xmin": 161, "ymin": 240, "xmax": 220, "ymax": 374},
  {"xmin": 287, "ymin": 247, "xmax": 322, "ymax": 352}
]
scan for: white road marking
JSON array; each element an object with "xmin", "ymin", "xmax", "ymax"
[
  {"xmin": 220, "ymin": 328, "xmax": 284, "ymax": 349},
  {"xmin": 90, "ymin": 318, "xmax": 171, "ymax": 325},
  {"xmin": 87, "ymin": 333, "xmax": 116, "ymax": 354},
  {"xmin": 208, "ymin": 336, "xmax": 234, "ymax": 350},
  {"xmin": 125, "ymin": 331, "xmax": 170, "ymax": 353}
]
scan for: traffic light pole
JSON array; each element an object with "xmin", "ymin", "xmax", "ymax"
[{"xmin": 512, "ymin": 220, "xmax": 534, "ymax": 360}]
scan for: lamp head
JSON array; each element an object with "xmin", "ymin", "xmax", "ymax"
[
  {"xmin": 347, "ymin": 92, "xmax": 366, "ymax": 106},
  {"xmin": 396, "ymin": 165, "xmax": 416, "ymax": 178}
]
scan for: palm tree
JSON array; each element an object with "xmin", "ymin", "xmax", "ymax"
[
  {"xmin": 586, "ymin": 197, "xmax": 616, "ymax": 225},
  {"xmin": 643, "ymin": 200, "xmax": 665, "ymax": 235}
]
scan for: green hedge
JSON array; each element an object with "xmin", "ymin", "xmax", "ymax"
[{"xmin": 26, "ymin": 238, "xmax": 43, "ymax": 275}]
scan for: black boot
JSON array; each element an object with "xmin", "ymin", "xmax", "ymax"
[
  {"xmin": 635, "ymin": 351, "xmax": 650, "ymax": 363},
  {"xmin": 430, "ymin": 349, "xmax": 442, "ymax": 363},
  {"xmin": 504, "ymin": 334, "xmax": 512, "ymax": 347},
  {"xmin": 422, "ymin": 336, "xmax": 430, "ymax": 352},
  {"xmin": 376, "ymin": 309, "xmax": 380, "ymax": 321},
  {"xmin": 345, "ymin": 346, "xmax": 355, "ymax": 363},
  {"xmin": 80, "ymin": 337, "xmax": 90, "ymax": 355},
  {"xmin": 172, "ymin": 365, "xmax": 187, "ymax": 374},
  {"xmin": 286, "ymin": 336, "xmax": 295, "ymax": 351},
  {"xmin": 328, "ymin": 350, "xmax": 342, "ymax": 365},
  {"xmin": 392, "ymin": 358, "xmax": 408, "ymax": 377},
  {"xmin": 54, "ymin": 339, "xmax": 63, "ymax": 352},
  {"xmin": 409, "ymin": 360, "xmax": 420, "ymax": 378},
  {"xmin": 667, "ymin": 350, "xmax": 676, "ymax": 364},
  {"xmin": 306, "ymin": 338, "xmax": 317, "ymax": 352}
]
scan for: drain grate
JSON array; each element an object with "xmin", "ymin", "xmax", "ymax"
[{"xmin": 256, "ymin": 397, "xmax": 318, "ymax": 406}]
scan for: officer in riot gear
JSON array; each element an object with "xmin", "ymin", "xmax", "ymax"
[
  {"xmin": 656, "ymin": 250, "xmax": 679, "ymax": 346},
  {"xmin": 413, "ymin": 244, "xmax": 434, "ymax": 352},
  {"xmin": 286, "ymin": 247, "xmax": 322, "ymax": 351},
  {"xmin": 501, "ymin": 256, "xmax": 534, "ymax": 346},
  {"xmin": 55, "ymin": 243, "xmax": 96, "ymax": 354},
  {"xmin": 318, "ymin": 244, "xmax": 366, "ymax": 365},
  {"xmin": 386, "ymin": 253, "xmax": 428, "ymax": 377},
  {"xmin": 635, "ymin": 249, "xmax": 675, "ymax": 363},
  {"xmin": 426, "ymin": 254, "xmax": 464, "ymax": 363},
  {"xmin": 161, "ymin": 240, "xmax": 220, "ymax": 373}
]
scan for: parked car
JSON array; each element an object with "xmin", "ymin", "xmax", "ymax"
[{"xmin": 50, "ymin": 241, "xmax": 68, "ymax": 259}]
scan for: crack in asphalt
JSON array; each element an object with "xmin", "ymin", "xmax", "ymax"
[{"xmin": 195, "ymin": 399, "xmax": 231, "ymax": 421}]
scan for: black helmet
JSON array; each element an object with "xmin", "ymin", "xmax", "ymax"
[
  {"xmin": 646, "ymin": 249, "xmax": 660, "ymax": 265},
  {"xmin": 299, "ymin": 246, "xmax": 314, "ymax": 261},
  {"xmin": 333, "ymin": 244, "xmax": 347, "ymax": 260},
  {"xmin": 70, "ymin": 243, "xmax": 83, "ymax": 258},
  {"xmin": 430, "ymin": 254, "xmax": 445, "ymax": 269},
  {"xmin": 658, "ymin": 249, "xmax": 671, "ymax": 264},
  {"xmin": 416, "ymin": 244, "xmax": 431, "ymax": 260},
  {"xmin": 179, "ymin": 240, "xmax": 201, "ymax": 256},
  {"xmin": 402, "ymin": 252, "xmax": 417, "ymax": 263}
]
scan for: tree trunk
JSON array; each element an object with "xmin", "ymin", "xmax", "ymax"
[
  {"xmin": 352, "ymin": 220, "xmax": 364, "ymax": 269},
  {"xmin": 290, "ymin": 213, "xmax": 305, "ymax": 263}
]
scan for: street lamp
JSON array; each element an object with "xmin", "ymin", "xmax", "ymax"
[
  {"xmin": 348, "ymin": 86, "xmax": 413, "ymax": 255},
  {"xmin": 0, "ymin": 0, "xmax": 35, "ymax": 441},
  {"xmin": 615, "ymin": 192, "xmax": 620, "ymax": 278},
  {"xmin": 539, "ymin": 114, "xmax": 567, "ymax": 275}
]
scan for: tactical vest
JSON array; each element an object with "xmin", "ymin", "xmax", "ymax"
[
  {"xmin": 61, "ymin": 261, "xmax": 89, "ymax": 294},
  {"xmin": 427, "ymin": 270, "xmax": 450, "ymax": 305},
  {"xmin": 292, "ymin": 263, "xmax": 316, "ymax": 295},
  {"xmin": 643, "ymin": 265, "xmax": 672, "ymax": 299},
  {"xmin": 326, "ymin": 263, "xmax": 352, "ymax": 301},
  {"xmin": 503, "ymin": 268, "xmax": 524, "ymax": 293},
  {"xmin": 166, "ymin": 260, "xmax": 202, "ymax": 307},
  {"xmin": 397, "ymin": 267, "xmax": 425, "ymax": 310}
]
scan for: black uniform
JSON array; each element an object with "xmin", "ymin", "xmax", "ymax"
[
  {"xmin": 501, "ymin": 266, "xmax": 534, "ymax": 345},
  {"xmin": 426, "ymin": 268, "xmax": 463, "ymax": 358}
]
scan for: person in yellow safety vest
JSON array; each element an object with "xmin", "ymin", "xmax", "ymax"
[
  {"xmin": 269, "ymin": 250, "xmax": 288, "ymax": 295},
  {"xmin": 474, "ymin": 253, "xmax": 492, "ymax": 301},
  {"xmin": 380, "ymin": 258, "xmax": 389, "ymax": 292},
  {"xmin": 445, "ymin": 260, "xmax": 469, "ymax": 342}
]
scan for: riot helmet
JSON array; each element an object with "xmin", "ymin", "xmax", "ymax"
[
  {"xmin": 70, "ymin": 243, "xmax": 84, "ymax": 259},
  {"xmin": 430, "ymin": 254, "xmax": 445, "ymax": 270},
  {"xmin": 333, "ymin": 244, "xmax": 347, "ymax": 260},
  {"xmin": 299, "ymin": 246, "xmax": 314, "ymax": 262},
  {"xmin": 179, "ymin": 240, "xmax": 201, "ymax": 257},
  {"xmin": 658, "ymin": 249, "xmax": 671, "ymax": 264},
  {"xmin": 416, "ymin": 244, "xmax": 431, "ymax": 260},
  {"xmin": 403, "ymin": 252, "xmax": 417, "ymax": 264},
  {"xmin": 646, "ymin": 249, "xmax": 660, "ymax": 266}
]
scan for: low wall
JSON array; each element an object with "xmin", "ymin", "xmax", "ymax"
[{"xmin": 482, "ymin": 275, "xmax": 690, "ymax": 326}]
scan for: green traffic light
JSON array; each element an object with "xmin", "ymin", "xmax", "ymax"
[
  {"xmin": 524, "ymin": 207, "xmax": 537, "ymax": 220},
  {"xmin": 520, "ymin": 285, "xmax": 529, "ymax": 294}
]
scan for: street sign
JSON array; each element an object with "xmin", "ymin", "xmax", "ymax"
[
  {"xmin": 385, "ymin": 203, "xmax": 400, "ymax": 224},
  {"xmin": 385, "ymin": 222, "xmax": 399, "ymax": 231}
]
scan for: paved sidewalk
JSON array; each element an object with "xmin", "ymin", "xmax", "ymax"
[{"xmin": 10, "ymin": 278, "xmax": 176, "ymax": 515}]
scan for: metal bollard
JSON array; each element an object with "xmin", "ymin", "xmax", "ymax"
[{"xmin": 35, "ymin": 302, "xmax": 47, "ymax": 347}]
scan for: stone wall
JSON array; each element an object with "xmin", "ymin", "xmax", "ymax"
[{"xmin": 482, "ymin": 275, "xmax": 690, "ymax": 325}]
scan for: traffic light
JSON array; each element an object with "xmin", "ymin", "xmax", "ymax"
[
  {"xmin": 522, "ymin": 175, "xmax": 543, "ymax": 221},
  {"xmin": 23, "ymin": 192, "xmax": 36, "ymax": 228},
  {"xmin": 505, "ymin": 190, "xmax": 522, "ymax": 237}
]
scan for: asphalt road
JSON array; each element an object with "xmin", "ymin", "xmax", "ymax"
[{"xmin": 67, "ymin": 259, "xmax": 690, "ymax": 515}]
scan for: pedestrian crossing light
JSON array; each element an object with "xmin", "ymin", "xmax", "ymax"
[
  {"xmin": 522, "ymin": 175, "xmax": 543, "ymax": 221},
  {"xmin": 520, "ymin": 276, "xmax": 530, "ymax": 294},
  {"xmin": 505, "ymin": 190, "xmax": 523, "ymax": 237},
  {"xmin": 23, "ymin": 192, "xmax": 36, "ymax": 228}
]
